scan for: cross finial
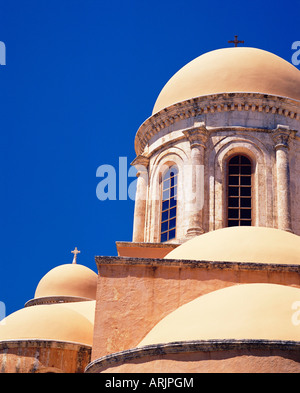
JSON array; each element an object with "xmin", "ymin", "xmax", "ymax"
[
  {"xmin": 228, "ymin": 35, "xmax": 244, "ymax": 47},
  {"xmin": 71, "ymin": 247, "xmax": 80, "ymax": 264}
]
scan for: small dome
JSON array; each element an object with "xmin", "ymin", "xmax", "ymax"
[
  {"xmin": 153, "ymin": 47, "xmax": 300, "ymax": 113},
  {"xmin": 34, "ymin": 264, "xmax": 98, "ymax": 300},
  {"xmin": 138, "ymin": 284, "xmax": 300, "ymax": 346},
  {"xmin": 165, "ymin": 226, "xmax": 300, "ymax": 265},
  {"xmin": 0, "ymin": 301, "xmax": 95, "ymax": 346}
]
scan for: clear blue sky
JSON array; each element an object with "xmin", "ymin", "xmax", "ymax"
[{"xmin": 0, "ymin": 0, "xmax": 299, "ymax": 316}]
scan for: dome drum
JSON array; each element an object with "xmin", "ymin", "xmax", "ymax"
[{"xmin": 134, "ymin": 92, "xmax": 300, "ymax": 155}]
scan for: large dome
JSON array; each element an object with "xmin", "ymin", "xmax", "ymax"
[
  {"xmin": 34, "ymin": 263, "xmax": 98, "ymax": 300},
  {"xmin": 153, "ymin": 47, "xmax": 300, "ymax": 114},
  {"xmin": 138, "ymin": 283, "xmax": 300, "ymax": 346},
  {"xmin": 0, "ymin": 301, "xmax": 95, "ymax": 346},
  {"xmin": 165, "ymin": 226, "xmax": 300, "ymax": 265}
]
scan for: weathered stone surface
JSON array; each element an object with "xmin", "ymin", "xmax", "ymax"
[
  {"xmin": 131, "ymin": 93, "xmax": 300, "ymax": 243},
  {"xmin": 0, "ymin": 340, "xmax": 91, "ymax": 373},
  {"xmin": 86, "ymin": 339, "xmax": 300, "ymax": 373},
  {"xmin": 91, "ymin": 256, "xmax": 300, "ymax": 361}
]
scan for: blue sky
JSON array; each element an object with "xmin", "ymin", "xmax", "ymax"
[{"xmin": 0, "ymin": 0, "xmax": 299, "ymax": 316}]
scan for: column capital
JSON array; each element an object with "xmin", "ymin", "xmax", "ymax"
[
  {"xmin": 130, "ymin": 155, "xmax": 149, "ymax": 175},
  {"xmin": 272, "ymin": 125, "xmax": 296, "ymax": 150},
  {"xmin": 183, "ymin": 122, "xmax": 209, "ymax": 149}
]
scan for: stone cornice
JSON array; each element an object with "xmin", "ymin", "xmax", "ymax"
[
  {"xmin": 130, "ymin": 154, "xmax": 149, "ymax": 168},
  {"xmin": 24, "ymin": 295, "xmax": 94, "ymax": 308},
  {"xmin": 0, "ymin": 339, "xmax": 92, "ymax": 351},
  {"xmin": 95, "ymin": 255, "xmax": 300, "ymax": 273},
  {"xmin": 115, "ymin": 241, "xmax": 180, "ymax": 250},
  {"xmin": 85, "ymin": 339, "xmax": 300, "ymax": 372},
  {"xmin": 135, "ymin": 93, "xmax": 300, "ymax": 155}
]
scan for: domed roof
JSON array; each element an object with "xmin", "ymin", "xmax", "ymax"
[
  {"xmin": 34, "ymin": 263, "xmax": 98, "ymax": 300},
  {"xmin": 138, "ymin": 283, "xmax": 300, "ymax": 346},
  {"xmin": 0, "ymin": 301, "xmax": 95, "ymax": 346},
  {"xmin": 153, "ymin": 47, "xmax": 300, "ymax": 114},
  {"xmin": 165, "ymin": 226, "xmax": 300, "ymax": 265}
]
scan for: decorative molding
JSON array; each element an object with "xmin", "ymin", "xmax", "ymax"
[
  {"xmin": 115, "ymin": 241, "xmax": 180, "ymax": 249},
  {"xmin": 24, "ymin": 296, "xmax": 94, "ymax": 308},
  {"xmin": 135, "ymin": 93, "xmax": 300, "ymax": 155},
  {"xmin": 0, "ymin": 339, "xmax": 92, "ymax": 351},
  {"xmin": 85, "ymin": 339, "xmax": 300, "ymax": 373},
  {"xmin": 183, "ymin": 122, "xmax": 209, "ymax": 149},
  {"xmin": 272, "ymin": 124, "xmax": 297, "ymax": 150},
  {"xmin": 130, "ymin": 155, "xmax": 149, "ymax": 168},
  {"xmin": 95, "ymin": 255, "xmax": 300, "ymax": 273},
  {"xmin": 130, "ymin": 155, "xmax": 150, "ymax": 176}
]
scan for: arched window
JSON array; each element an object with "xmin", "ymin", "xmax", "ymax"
[
  {"xmin": 160, "ymin": 166, "xmax": 178, "ymax": 242},
  {"xmin": 227, "ymin": 155, "xmax": 252, "ymax": 227}
]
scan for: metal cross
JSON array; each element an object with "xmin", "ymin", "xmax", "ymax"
[
  {"xmin": 71, "ymin": 247, "xmax": 80, "ymax": 264},
  {"xmin": 228, "ymin": 35, "xmax": 244, "ymax": 47}
]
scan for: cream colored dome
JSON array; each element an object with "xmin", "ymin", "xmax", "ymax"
[
  {"xmin": 153, "ymin": 47, "xmax": 300, "ymax": 114},
  {"xmin": 34, "ymin": 263, "xmax": 98, "ymax": 300},
  {"xmin": 0, "ymin": 301, "xmax": 95, "ymax": 346},
  {"xmin": 138, "ymin": 283, "xmax": 300, "ymax": 346},
  {"xmin": 165, "ymin": 226, "xmax": 300, "ymax": 265}
]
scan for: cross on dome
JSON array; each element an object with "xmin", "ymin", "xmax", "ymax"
[
  {"xmin": 71, "ymin": 247, "xmax": 80, "ymax": 264},
  {"xmin": 228, "ymin": 35, "xmax": 244, "ymax": 47}
]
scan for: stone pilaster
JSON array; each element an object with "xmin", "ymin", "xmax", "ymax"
[
  {"xmin": 131, "ymin": 155, "xmax": 149, "ymax": 242},
  {"xmin": 272, "ymin": 125, "xmax": 295, "ymax": 232},
  {"xmin": 183, "ymin": 122, "xmax": 208, "ymax": 238}
]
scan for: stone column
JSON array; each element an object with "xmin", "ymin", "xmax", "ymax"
[
  {"xmin": 183, "ymin": 123, "xmax": 209, "ymax": 238},
  {"xmin": 272, "ymin": 125, "xmax": 295, "ymax": 232},
  {"xmin": 131, "ymin": 155, "xmax": 149, "ymax": 242}
]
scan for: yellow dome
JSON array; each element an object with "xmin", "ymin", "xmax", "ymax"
[
  {"xmin": 34, "ymin": 264, "xmax": 98, "ymax": 300},
  {"xmin": 165, "ymin": 226, "xmax": 300, "ymax": 265},
  {"xmin": 153, "ymin": 47, "xmax": 300, "ymax": 113},
  {"xmin": 138, "ymin": 283, "xmax": 300, "ymax": 346},
  {"xmin": 0, "ymin": 301, "xmax": 95, "ymax": 346}
]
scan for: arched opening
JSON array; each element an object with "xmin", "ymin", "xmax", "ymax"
[
  {"xmin": 227, "ymin": 154, "xmax": 252, "ymax": 227},
  {"xmin": 160, "ymin": 166, "xmax": 178, "ymax": 242}
]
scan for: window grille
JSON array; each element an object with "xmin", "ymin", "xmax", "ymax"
[
  {"xmin": 160, "ymin": 167, "xmax": 178, "ymax": 242},
  {"xmin": 227, "ymin": 155, "xmax": 252, "ymax": 227}
]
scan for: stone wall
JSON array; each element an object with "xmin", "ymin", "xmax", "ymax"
[
  {"xmin": 0, "ymin": 340, "xmax": 91, "ymax": 373},
  {"xmin": 91, "ymin": 256, "xmax": 300, "ymax": 361}
]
